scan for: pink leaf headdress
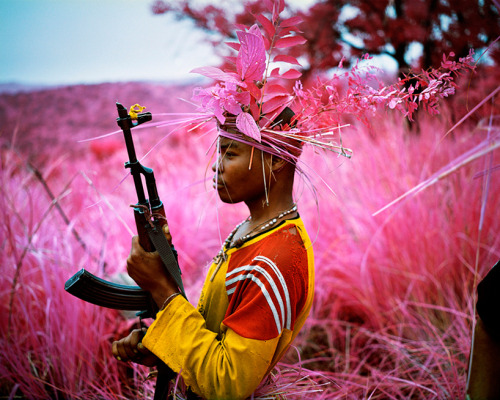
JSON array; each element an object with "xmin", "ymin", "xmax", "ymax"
[
  {"xmin": 175, "ymin": 0, "xmax": 475, "ymax": 165},
  {"xmin": 88, "ymin": 0, "xmax": 476, "ymax": 173},
  {"xmin": 190, "ymin": 3, "xmax": 312, "ymax": 163}
]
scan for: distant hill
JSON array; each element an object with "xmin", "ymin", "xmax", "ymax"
[
  {"xmin": 0, "ymin": 81, "xmax": 197, "ymax": 163},
  {"xmin": 0, "ymin": 83, "xmax": 65, "ymax": 94}
]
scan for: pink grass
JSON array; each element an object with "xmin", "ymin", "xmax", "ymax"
[{"xmin": 0, "ymin": 81, "xmax": 498, "ymax": 399}]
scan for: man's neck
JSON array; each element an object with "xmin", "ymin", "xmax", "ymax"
[
  {"xmin": 247, "ymin": 198, "xmax": 295, "ymax": 223},
  {"xmin": 229, "ymin": 195, "xmax": 296, "ymax": 248}
]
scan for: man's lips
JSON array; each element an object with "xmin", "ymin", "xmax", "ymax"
[{"xmin": 212, "ymin": 177, "xmax": 224, "ymax": 189}]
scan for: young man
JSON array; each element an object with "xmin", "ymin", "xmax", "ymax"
[
  {"xmin": 112, "ymin": 3, "xmax": 319, "ymax": 397},
  {"xmin": 112, "ymin": 121, "xmax": 315, "ymax": 399}
]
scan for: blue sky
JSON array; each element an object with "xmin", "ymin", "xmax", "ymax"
[
  {"xmin": 0, "ymin": 0, "xmax": 219, "ymax": 86},
  {"xmin": 0, "ymin": 0, "xmax": 402, "ymax": 88}
]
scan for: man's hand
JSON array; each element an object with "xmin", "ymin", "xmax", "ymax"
[
  {"xmin": 127, "ymin": 225, "xmax": 179, "ymax": 308},
  {"xmin": 112, "ymin": 328, "xmax": 159, "ymax": 367}
]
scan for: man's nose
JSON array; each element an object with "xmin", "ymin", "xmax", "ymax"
[{"xmin": 211, "ymin": 158, "xmax": 223, "ymax": 172}]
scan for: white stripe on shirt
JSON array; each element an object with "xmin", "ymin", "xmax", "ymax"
[
  {"xmin": 226, "ymin": 257, "xmax": 292, "ymax": 332},
  {"xmin": 254, "ymin": 256, "xmax": 292, "ymax": 330},
  {"xmin": 227, "ymin": 265, "xmax": 285, "ymax": 326},
  {"xmin": 226, "ymin": 272, "xmax": 282, "ymax": 333}
]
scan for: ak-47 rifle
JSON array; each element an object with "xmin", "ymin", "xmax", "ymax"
[
  {"xmin": 65, "ymin": 103, "xmax": 185, "ymax": 315},
  {"xmin": 65, "ymin": 103, "xmax": 185, "ymax": 399}
]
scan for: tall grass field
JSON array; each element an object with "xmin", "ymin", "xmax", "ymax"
[{"xmin": 0, "ymin": 80, "xmax": 498, "ymax": 399}]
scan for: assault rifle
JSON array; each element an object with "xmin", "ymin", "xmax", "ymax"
[
  {"xmin": 65, "ymin": 103, "xmax": 185, "ymax": 400},
  {"xmin": 65, "ymin": 103, "xmax": 185, "ymax": 314},
  {"xmin": 65, "ymin": 103, "xmax": 185, "ymax": 318}
]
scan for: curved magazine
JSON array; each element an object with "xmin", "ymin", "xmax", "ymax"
[{"xmin": 64, "ymin": 268, "xmax": 152, "ymax": 311}]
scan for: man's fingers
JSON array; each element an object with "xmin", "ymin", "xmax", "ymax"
[
  {"xmin": 130, "ymin": 235, "xmax": 140, "ymax": 250},
  {"xmin": 111, "ymin": 340, "xmax": 120, "ymax": 360},
  {"xmin": 113, "ymin": 339, "xmax": 130, "ymax": 362},
  {"xmin": 112, "ymin": 329, "xmax": 159, "ymax": 367},
  {"xmin": 130, "ymin": 329, "xmax": 152, "ymax": 356},
  {"xmin": 123, "ymin": 337, "xmax": 139, "ymax": 360},
  {"xmin": 137, "ymin": 327, "xmax": 151, "ymax": 355},
  {"xmin": 112, "ymin": 329, "xmax": 147, "ymax": 362},
  {"xmin": 137, "ymin": 341, "xmax": 151, "ymax": 355},
  {"xmin": 162, "ymin": 224, "xmax": 173, "ymax": 244}
]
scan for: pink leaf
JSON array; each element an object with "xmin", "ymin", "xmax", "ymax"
[
  {"xmin": 236, "ymin": 112, "xmax": 261, "ymax": 141},
  {"xmin": 264, "ymin": 83, "xmax": 289, "ymax": 95},
  {"xmin": 273, "ymin": 54, "xmax": 301, "ymax": 66},
  {"xmin": 262, "ymin": 89, "xmax": 286, "ymax": 102},
  {"xmin": 270, "ymin": 66, "xmax": 301, "ymax": 80},
  {"xmin": 250, "ymin": 101, "xmax": 260, "ymax": 120},
  {"xmin": 225, "ymin": 41, "xmax": 241, "ymax": 51},
  {"xmin": 263, "ymin": 0, "xmax": 274, "ymax": 13},
  {"xmin": 248, "ymin": 24, "xmax": 261, "ymax": 36},
  {"xmin": 190, "ymin": 66, "xmax": 242, "ymax": 85},
  {"xmin": 278, "ymin": 0, "xmax": 285, "ymax": 13},
  {"xmin": 280, "ymin": 69, "xmax": 302, "ymax": 79},
  {"xmin": 272, "ymin": 1, "xmax": 280, "ymax": 22},
  {"xmin": 235, "ymin": 23, "xmax": 248, "ymax": 31},
  {"xmin": 245, "ymin": 81, "xmax": 262, "ymax": 100},
  {"xmin": 236, "ymin": 27, "xmax": 266, "ymax": 82},
  {"xmin": 256, "ymin": 14, "xmax": 275, "ymax": 39},
  {"xmin": 275, "ymin": 35, "xmax": 307, "ymax": 49},
  {"xmin": 263, "ymin": 35, "xmax": 271, "ymax": 51},
  {"xmin": 224, "ymin": 56, "xmax": 237, "ymax": 65},
  {"xmin": 279, "ymin": 26, "xmax": 303, "ymax": 36},
  {"xmin": 234, "ymin": 91, "xmax": 251, "ymax": 106},
  {"xmin": 280, "ymin": 16, "xmax": 303, "ymax": 28},
  {"xmin": 262, "ymin": 94, "xmax": 293, "ymax": 114},
  {"xmin": 270, "ymin": 67, "xmax": 281, "ymax": 78},
  {"xmin": 388, "ymin": 98, "xmax": 400, "ymax": 109}
]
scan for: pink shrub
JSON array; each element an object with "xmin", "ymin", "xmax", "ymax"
[
  {"xmin": 0, "ymin": 82, "xmax": 498, "ymax": 399},
  {"xmin": 287, "ymin": 112, "xmax": 499, "ymax": 398}
]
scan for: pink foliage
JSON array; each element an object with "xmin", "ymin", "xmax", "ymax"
[
  {"xmin": 235, "ymin": 26, "xmax": 267, "ymax": 82},
  {"xmin": 294, "ymin": 51, "xmax": 477, "ymax": 137},
  {"xmin": 190, "ymin": 3, "xmax": 306, "ymax": 142},
  {"xmin": 0, "ymin": 81, "xmax": 498, "ymax": 399},
  {"xmin": 187, "ymin": 0, "xmax": 479, "ymax": 166}
]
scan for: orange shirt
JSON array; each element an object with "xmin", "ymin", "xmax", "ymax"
[{"xmin": 143, "ymin": 216, "xmax": 314, "ymax": 399}]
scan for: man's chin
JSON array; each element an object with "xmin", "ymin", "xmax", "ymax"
[
  {"xmin": 217, "ymin": 196, "xmax": 237, "ymax": 204},
  {"xmin": 216, "ymin": 190, "xmax": 238, "ymax": 204}
]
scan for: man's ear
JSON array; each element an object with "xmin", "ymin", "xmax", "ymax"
[{"xmin": 271, "ymin": 156, "xmax": 287, "ymax": 172}]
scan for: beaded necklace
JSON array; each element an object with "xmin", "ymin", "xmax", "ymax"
[{"xmin": 210, "ymin": 204, "xmax": 297, "ymax": 281}]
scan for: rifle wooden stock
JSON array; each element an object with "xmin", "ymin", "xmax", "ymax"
[{"xmin": 64, "ymin": 269, "xmax": 156, "ymax": 314}]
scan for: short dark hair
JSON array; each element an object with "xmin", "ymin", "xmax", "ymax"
[{"xmin": 271, "ymin": 107, "xmax": 297, "ymax": 130}]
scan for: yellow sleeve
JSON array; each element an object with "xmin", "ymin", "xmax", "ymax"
[{"xmin": 142, "ymin": 295, "xmax": 280, "ymax": 400}]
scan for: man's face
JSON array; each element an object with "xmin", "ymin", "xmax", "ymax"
[{"xmin": 212, "ymin": 137, "xmax": 269, "ymax": 204}]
